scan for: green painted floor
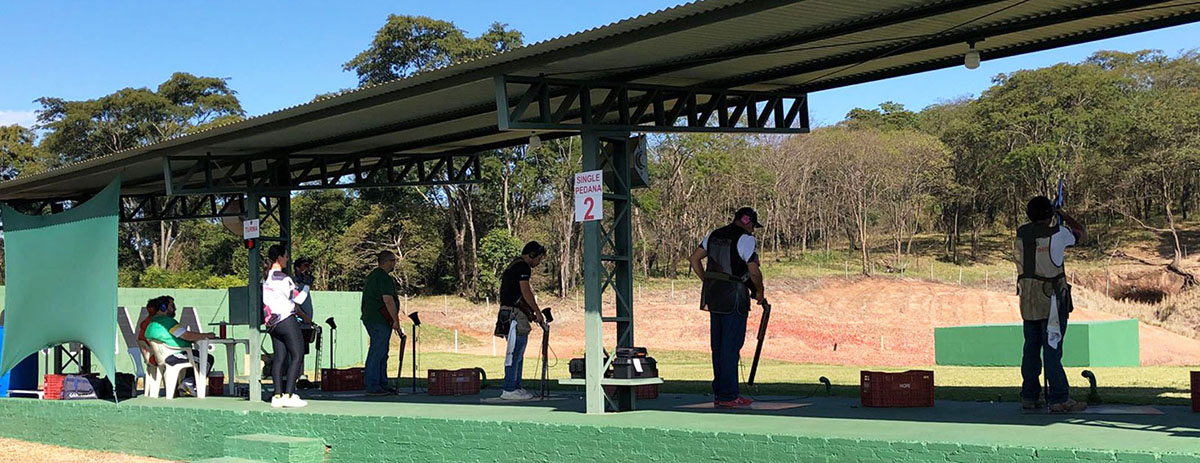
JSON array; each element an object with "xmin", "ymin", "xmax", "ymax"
[{"xmin": 108, "ymin": 390, "xmax": 1200, "ymax": 455}]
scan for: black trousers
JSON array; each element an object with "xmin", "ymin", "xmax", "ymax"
[{"xmin": 269, "ymin": 316, "xmax": 305, "ymax": 396}]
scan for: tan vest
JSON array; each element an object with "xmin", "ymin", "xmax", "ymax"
[{"xmin": 1015, "ymin": 223, "xmax": 1066, "ymax": 321}]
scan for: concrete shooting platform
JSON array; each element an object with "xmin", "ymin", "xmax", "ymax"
[{"xmin": 0, "ymin": 390, "xmax": 1196, "ymax": 462}]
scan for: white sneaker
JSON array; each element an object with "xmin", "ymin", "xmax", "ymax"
[
  {"xmin": 283, "ymin": 394, "xmax": 308, "ymax": 408},
  {"xmin": 500, "ymin": 390, "xmax": 530, "ymax": 401},
  {"xmin": 270, "ymin": 394, "xmax": 286, "ymax": 408},
  {"xmin": 517, "ymin": 388, "xmax": 537, "ymax": 399}
]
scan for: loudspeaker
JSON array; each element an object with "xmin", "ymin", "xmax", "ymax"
[{"xmin": 602, "ymin": 135, "xmax": 650, "ymax": 190}]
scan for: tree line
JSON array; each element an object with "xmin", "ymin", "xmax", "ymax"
[{"xmin": 1, "ymin": 14, "xmax": 1197, "ymax": 297}]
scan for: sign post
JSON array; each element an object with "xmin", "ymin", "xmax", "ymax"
[{"xmin": 574, "ymin": 170, "xmax": 603, "ymax": 222}]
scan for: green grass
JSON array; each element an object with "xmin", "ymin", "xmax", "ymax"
[{"xmin": 363, "ymin": 349, "xmax": 1195, "ymax": 406}]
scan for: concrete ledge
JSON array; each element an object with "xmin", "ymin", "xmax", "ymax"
[
  {"xmin": 190, "ymin": 458, "xmax": 266, "ymax": 463},
  {"xmin": 225, "ymin": 434, "xmax": 324, "ymax": 463},
  {"xmin": 936, "ymin": 319, "xmax": 1140, "ymax": 366},
  {"xmin": 0, "ymin": 396, "xmax": 1194, "ymax": 462}
]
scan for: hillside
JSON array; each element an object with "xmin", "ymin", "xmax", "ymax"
[{"xmin": 412, "ymin": 276, "xmax": 1200, "ymax": 367}]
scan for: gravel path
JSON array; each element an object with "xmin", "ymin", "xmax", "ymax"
[{"xmin": 0, "ymin": 438, "xmax": 177, "ymax": 463}]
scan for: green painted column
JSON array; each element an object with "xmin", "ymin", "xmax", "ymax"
[{"xmin": 581, "ymin": 131, "xmax": 605, "ymax": 414}]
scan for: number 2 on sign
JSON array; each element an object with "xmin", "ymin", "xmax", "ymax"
[{"xmin": 583, "ymin": 197, "xmax": 595, "ymax": 220}]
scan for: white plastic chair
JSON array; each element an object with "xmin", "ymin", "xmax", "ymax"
[
  {"xmin": 146, "ymin": 341, "xmax": 197, "ymax": 399},
  {"xmin": 137, "ymin": 341, "xmax": 158, "ymax": 397}
]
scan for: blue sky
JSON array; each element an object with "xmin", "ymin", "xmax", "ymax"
[{"xmin": 1, "ymin": 1, "xmax": 1197, "ymax": 129}]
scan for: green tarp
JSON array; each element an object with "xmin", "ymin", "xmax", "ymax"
[{"xmin": 0, "ymin": 178, "xmax": 120, "ymax": 389}]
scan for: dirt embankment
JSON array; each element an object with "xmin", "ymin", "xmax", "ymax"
[{"xmin": 425, "ymin": 277, "xmax": 1200, "ymax": 367}]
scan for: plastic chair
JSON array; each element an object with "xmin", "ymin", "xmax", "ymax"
[
  {"xmin": 146, "ymin": 341, "xmax": 197, "ymax": 399},
  {"xmin": 125, "ymin": 346, "xmax": 147, "ymax": 397},
  {"xmin": 137, "ymin": 341, "xmax": 158, "ymax": 397}
]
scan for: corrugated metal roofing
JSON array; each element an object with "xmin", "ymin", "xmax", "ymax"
[{"xmin": 2, "ymin": 0, "xmax": 1198, "ymax": 200}]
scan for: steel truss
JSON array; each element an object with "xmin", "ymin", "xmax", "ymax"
[
  {"xmin": 164, "ymin": 152, "xmax": 483, "ymax": 195},
  {"xmin": 495, "ymin": 75, "xmax": 809, "ymax": 134},
  {"xmin": 5, "ymin": 193, "xmax": 245, "ymax": 224}
]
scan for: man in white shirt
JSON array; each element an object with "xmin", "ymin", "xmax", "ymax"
[{"xmin": 689, "ymin": 207, "xmax": 766, "ymax": 408}]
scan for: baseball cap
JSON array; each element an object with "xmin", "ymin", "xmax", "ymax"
[{"xmin": 734, "ymin": 207, "xmax": 764, "ymax": 228}]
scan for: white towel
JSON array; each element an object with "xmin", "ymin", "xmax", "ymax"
[
  {"xmin": 504, "ymin": 320, "xmax": 519, "ymax": 367},
  {"xmin": 1047, "ymin": 293, "xmax": 1062, "ymax": 349}
]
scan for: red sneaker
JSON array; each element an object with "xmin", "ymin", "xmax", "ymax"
[{"xmin": 715, "ymin": 397, "xmax": 754, "ymax": 408}]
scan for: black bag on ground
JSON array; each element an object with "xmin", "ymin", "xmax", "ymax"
[
  {"xmin": 569, "ymin": 357, "xmax": 613, "ymax": 379},
  {"xmin": 612, "ymin": 356, "xmax": 658, "ymax": 379},
  {"xmin": 113, "ymin": 373, "xmax": 135, "ymax": 399},
  {"xmin": 62, "ymin": 375, "xmax": 98, "ymax": 400}
]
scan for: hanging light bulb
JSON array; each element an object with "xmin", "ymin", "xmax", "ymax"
[
  {"xmin": 529, "ymin": 133, "xmax": 542, "ymax": 150},
  {"xmin": 964, "ymin": 41, "xmax": 981, "ymax": 70}
]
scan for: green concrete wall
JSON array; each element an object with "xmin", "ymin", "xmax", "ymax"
[
  {"xmin": 0, "ymin": 286, "xmax": 373, "ymax": 378},
  {"xmin": 935, "ymin": 320, "xmax": 1140, "ymax": 367},
  {"xmin": 0, "ymin": 399, "xmax": 1192, "ymax": 462}
]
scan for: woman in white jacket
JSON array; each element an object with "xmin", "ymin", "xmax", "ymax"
[{"xmin": 263, "ymin": 244, "xmax": 311, "ymax": 408}]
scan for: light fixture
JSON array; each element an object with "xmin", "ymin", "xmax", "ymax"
[
  {"xmin": 964, "ymin": 41, "xmax": 981, "ymax": 70},
  {"xmin": 529, "ymin": 133, "xmax": 542, "ymax": 150}
]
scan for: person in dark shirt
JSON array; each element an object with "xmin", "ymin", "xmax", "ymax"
[
  {"xmin": 689, "ymin": 207, "xmax": 766, "ymax": 408},
  {"xmin": 497, "ymin": 241, "xmax": 547, "ymax": 400},
  {"xmin": 360, "ymin": 251, "xmax": 401, "ymax": 395}
]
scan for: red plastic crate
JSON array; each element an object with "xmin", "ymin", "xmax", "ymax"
[
  {"xmin": 42, "ymin": 374, "xmax": 66, "ymax": 400},
  {"xmin": 428, "ymin": 368, "xmax": 483, "ymax": 396},
  {"xmin": 207, "ymin": 373, "xmax": 225, "ymax": 397},
  {"xmin": 320, "ymin": 368, "xmax": 365, "ymax": 391},
  {"xmin": 861, "ymin": 370, "xmax": 934, "ymax": 408},
  {"xmin": 604, "ymin": 384, "xmax": 659, "ymax": 400},
  {"xmin": 1191, "ymin": 371, "xmax": 1198, "ymax": 412}
]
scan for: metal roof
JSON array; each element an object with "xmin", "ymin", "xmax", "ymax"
[{"xmin": 3, "ymin": 0, "xmax": 1198, "ymax": 201}]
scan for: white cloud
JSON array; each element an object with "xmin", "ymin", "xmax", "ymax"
[{"xmin": 0, "ymin": 110, "xmax": 38, "ymax": 128}]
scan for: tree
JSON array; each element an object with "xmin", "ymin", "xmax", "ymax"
[
  {"xmin": 477, "ymin": 229, "xmax": 523, "ymax": 299},
  {"xmin": 343, "ymin": 15, "xmax": 523, "ymax": 86},
  {"xmin": 34, "ymin": 73, "xmax": 245, "ymax": 272},
  {"xmin": 0, "ymin": 125, "xmax": 49, "ymax": 180},
  {"xmin": 36, "ymin": 72, "xmax": 244, "ymax": 166},
  {"xmin": 343, "ymin": 15, "xmax": 525, "ymax": 298}
]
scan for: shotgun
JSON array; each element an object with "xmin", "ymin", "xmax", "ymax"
[{"xmin": 747, "ymin": 286, "xmax": 771, "ymax": 387}]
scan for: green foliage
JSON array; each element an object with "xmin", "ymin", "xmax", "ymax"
[
  {"xmin": 35, "ymin": 73, "xmax": 244, "ymax": 167},
  {"xmin": 343, "ymin": 15, "xmax": 524, "ymax": 86},
  {"xmin": 0, "ymin": 125, "xmax": 49, "ymax": 180},
  {"xmin": 843, "ymin": 101, "xmax": 920, "ymax": 131},
  {"xmin": 476, "ymin": 228, "xmax": 523, "ymax": 299},
  {"xmin": 134, "ymin": 266, "xmax": 242, "ymax": 289}
]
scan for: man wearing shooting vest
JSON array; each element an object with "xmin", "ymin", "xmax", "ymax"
[
  {"xmin": 689, "ymin": 207, "xmax": 765, "ymax": 408},
  {"xmin": 1015, "ymin": 196, "xmax": 1088, "ymax": 413}
]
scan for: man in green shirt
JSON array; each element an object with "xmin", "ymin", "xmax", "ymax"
[
  {"xmin": 361, "ymin": 250, "xmax": 401, "ymax": 395},
  {"xmin": 143, "ymin": 299, "xmax": 218, "ymax": 396}
]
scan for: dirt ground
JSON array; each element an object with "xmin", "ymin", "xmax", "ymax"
[
  {"xmin": 424, "ymin": 277, "xmax": 1200, "ymax": 367},
  {"xmin": 0, "ymin": 438, "xmax": 176, "ymax": 463}
]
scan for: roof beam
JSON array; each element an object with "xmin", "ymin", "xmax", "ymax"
[
  {"xmin": 792, "ymin": 7, "xmax": 1200, "ymax": 93},
  {"xmin": 604, "ymin": 0, "xmax": 1005, "ymax": 83},
  {"xmin": 703, "ymin": 0, "xmax": 1182, "ymax": 89}
]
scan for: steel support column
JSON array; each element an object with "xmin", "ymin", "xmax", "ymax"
[
  {"xmin": 246, "ymin": 190, "xmax": 263, "ymax": 402},
  {"xmin": 581, "ymin": 130, "xmax": 635, "ymax": 413},
  {"xmin": 581, "ymin": 132, "xmax": 605, "ymax": 414}
]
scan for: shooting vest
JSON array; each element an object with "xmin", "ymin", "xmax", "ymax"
[
  {"xmin": 702, "ymin": 224, "xmax": 752, "ymax": 315},
  {"xmin": 1015, "ymin": 223, "xmax": 1067, "ymax": 321}
]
